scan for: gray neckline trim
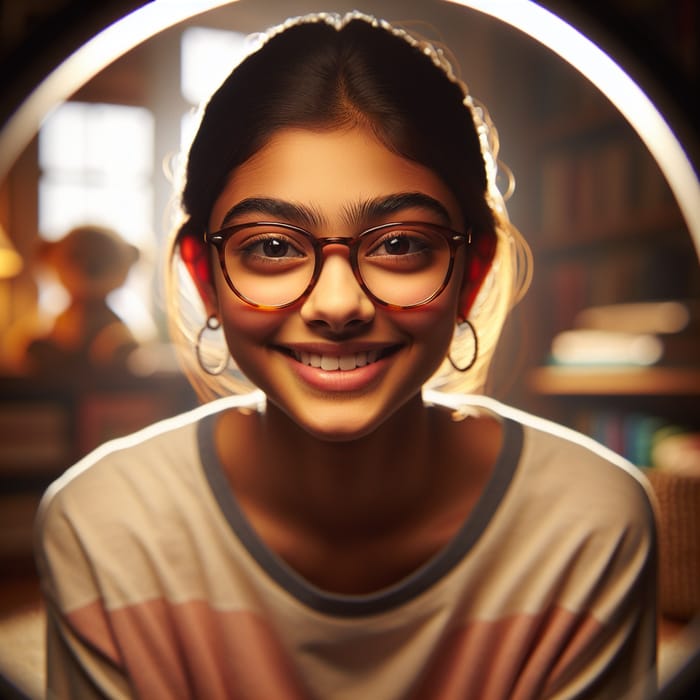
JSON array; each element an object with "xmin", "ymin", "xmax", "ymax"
[{"xmin": 199, "ymin": 413, "xmax": 523, "ymax": 618}]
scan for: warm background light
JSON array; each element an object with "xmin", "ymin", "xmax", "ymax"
[{"xmin": 0, "ymin": 225, "xmax": 22, "ymax": 279}]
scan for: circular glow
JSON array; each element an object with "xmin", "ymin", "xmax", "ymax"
[
  {"xmin": 0, "ymin": 0, "xmax": 698, "ymax": 257},
  {"xmin": 446, "ymin": 0, "xmax": 700, "ymax": 258},
  {"xmin": 0, "ymin": 0, "xmax": 235, "ymax": 182}
]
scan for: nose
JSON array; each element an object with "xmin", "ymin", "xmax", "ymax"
[{"xmin": 299, "ymin": 246, "xmax": 375, "ymax": 333}]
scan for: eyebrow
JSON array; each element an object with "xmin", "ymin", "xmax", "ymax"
[
  {"xmin": 219, "ymin": 198, "xmax": 324, "ymax": 229},
  {"xmin": 218, "ymin": 192, "xmax": 454, "ymax": 231},
  {"xmin": 343, "ymin": 193, "xmax": 453, "ymax": 227}
]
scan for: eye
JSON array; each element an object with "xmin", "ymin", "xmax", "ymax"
[
  {"xmin": 366, "ymin": 231, "xmax": 434, "ymax": 258},
  {"xmin": 248, "ymin": 236, "xmax": 302, "ymax": 258},
  {"xmin": 381, "ymin": 235, "xmax": 416, "ymax": 255},
  {"xmin": 239, "ymin": 234, "xmax": 306, "ymax": 260},
  {"xmin": 225, "ymin": 226, "xmax": 312, "ymax": 277}
]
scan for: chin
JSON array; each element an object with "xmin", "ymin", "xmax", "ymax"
[
  {"xmin": 286, "ymin": 405, "xmax": 386, "ymax": 443},
  {"xmin": 304, "ymin": 421, "xmax": 382, "ymax": 444},
  {"xmin": 282, "ymin": 390, "xmax": 420, "ymax": 444}
]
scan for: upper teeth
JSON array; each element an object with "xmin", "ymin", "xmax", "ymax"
[{"xmin": 297, "ymin": 350, "xmax": 380, "ymax": 371}]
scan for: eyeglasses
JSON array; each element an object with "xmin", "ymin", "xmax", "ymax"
[{"xmin": 205, "ymin": 221, "xmax": 470, "ymax": 310}]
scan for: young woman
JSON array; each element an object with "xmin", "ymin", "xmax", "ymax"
[{"xmin": 35, "ymin": 12, "xmax": 657, "ymax": 699}]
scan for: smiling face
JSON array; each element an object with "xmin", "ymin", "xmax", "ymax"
[{"xmin": 206, "ymin": 127, "xmax": 468, "ymax": 441}]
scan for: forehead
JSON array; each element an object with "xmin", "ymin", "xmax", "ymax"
[{"xmin": 208, "ymin": 127, "xmax": 463, "ymax": 231}]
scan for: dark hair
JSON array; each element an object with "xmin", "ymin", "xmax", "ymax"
[{"xmin": 178, "ymin": 16, "xmax": 494, "ymax": 242}]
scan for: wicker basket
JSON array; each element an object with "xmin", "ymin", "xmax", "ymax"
[{"xmin": 645, "ymin": 467, "xmax": 700, "ymax": 621}]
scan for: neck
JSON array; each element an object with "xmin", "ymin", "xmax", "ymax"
[
  {"xmin": 220, "ymin": 392, "xmax": 440, "ymax": 540},
  {"xmin": 215, "ymin": 392, "xmax": 501, "ymax": 594}
]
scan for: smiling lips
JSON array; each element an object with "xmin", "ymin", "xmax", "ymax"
[
  {"xmin": 296, "ymin": 349, "xmax": 379, "ymax": 371},
  {"xmin": 283, "ymin": 345, "xmax": 400, "ymax": 372}
]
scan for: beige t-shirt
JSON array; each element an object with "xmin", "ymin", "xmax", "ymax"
[{"xmin": 35, "ymin": 391, "xmax": 657, "ymax": 699}]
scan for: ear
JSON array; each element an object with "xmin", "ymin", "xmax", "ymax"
[
  {"xmin": 179, "ymin": 231, "xmax": 219, "ymax": 316},
  {"xmin": 457, "ymin": 229, "xmax": 497, "ymax": 320}
]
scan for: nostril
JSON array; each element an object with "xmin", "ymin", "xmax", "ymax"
[
  {"xmin": 306, "ymin": 316, "xmax": 372, "ymax": 333},
  {"xmin": 346, "ymin": 318, "xmax": 369, "ymax": 329},
  {"xmin": 302, "ymin": 306, "xmax": 375, "ymax": 341}
]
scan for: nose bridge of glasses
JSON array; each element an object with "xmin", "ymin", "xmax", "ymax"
[
  {"xmin": 300, "ymin": 240, "xmax": 374, "ymax": 323},
  {"xmin": 313, "ymin": 237, "xmax": 361, "ymax": 279},
  {"xmin": 316, "ymin": 236, "xmax": 355, "ymax": 253},
  {"xmin": 308, "ymin": 236, "xmax": 369, "ymax": 300},
  {"xmin": 313, "ymin": 237, "xmax": 359, "ymax": 273}
]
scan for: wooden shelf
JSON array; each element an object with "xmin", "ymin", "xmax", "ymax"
[
  {"xmin": 537, "ymin": 205, "xmax": 686, "ymax": 256},
  {"xmin": 528, "ymin": 366, "xmax": 700, "ymax": 397}
]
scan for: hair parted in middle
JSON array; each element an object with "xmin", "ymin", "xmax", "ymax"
[{"xmin": 167, "ymin": 11, "xmax": 532, "ymax": 401}]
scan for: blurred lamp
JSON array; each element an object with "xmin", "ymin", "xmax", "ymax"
[{"xmin": 0, "ymin": 224, "xmax": 23, "ymax": 278}]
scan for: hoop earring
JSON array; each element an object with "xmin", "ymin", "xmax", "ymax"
[
  {"xmin": 195, "ymin": 315, "xmax": 229, "ymax": 376},
  {"xmin": 448, "ymin": 318, "xmax": 478, "ymax": 372}
]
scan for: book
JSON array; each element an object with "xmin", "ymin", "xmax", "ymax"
[
  {"xmin": 550, "ymin": 329, "xmax": 663, "ymax": 366},
  {"xmin": 549, "ymin": 300, "xmax": 700, "ymax": 367},
  {"xmin": 550, "ymin": 327, "xmax": 699, "ymax": 367},
  {"xmin": 573, "ymin": 300, "xmax": 700, "ymax": 335},
  {"xmin": 0, "ymin": 401, "xmax": 70, "ymax": 474}
]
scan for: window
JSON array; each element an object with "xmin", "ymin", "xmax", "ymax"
[
  {"xmin": 180, "ymin": 26, "xmax": 248, "ymax": 150},
  {"xmin": 39, "ymin": 102, "xmax": 154, "ymax": 245},
  {"xmin": 37, "ymin": 102, "xmax": 156, "ymax": 339}
]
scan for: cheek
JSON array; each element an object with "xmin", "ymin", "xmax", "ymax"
[
  {"xmin": 388, "ymin": 264, "xmax": 461, "ymax": 332},
  {"xmin": 395, "ymin": 294, "xmax": 459, "ymax": 353},
  {"xmin": 218, "ymin": 305, "xmax": 287, "ymax": 391},
  {"xmin": 213, "ymin": 269, "xmax": 276, "ymax": 338},
  {"xmin": 225, "ymin": 313, "xmax": 278, "ymax": 346},
  {"xmin": 218, "ymin": 296, "xmax": 284, "ymax": 353}
]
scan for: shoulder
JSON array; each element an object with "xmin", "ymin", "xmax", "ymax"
[
  {"xmin": 36, "ymin": 392, "xmax": 263, "ymax": 547},
  {"xmin": 427, "ymin": 392, "xmax": 657, "ymax": 626},
  {"xmin": 35, "ymin": 393, "xmax": 264, "ymax": 607},
  {"xmin": 425, "ymin": 389, "xmax": 656, "ymax": 536},
  {"xmin": 39, "ymin": 404, "xmax": 198, "ymax": 519},
  {"xmin": 513, "ymin": 406, "xmax": 655, "ymax": 529}
]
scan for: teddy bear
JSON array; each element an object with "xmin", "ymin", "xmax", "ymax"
[{"xmin": 26, "ymin": 225, "xmax": 140, "ymax": 372}]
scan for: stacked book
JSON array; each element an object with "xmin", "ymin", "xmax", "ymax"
[{"xmin": 549, "ymin": 300, "xmax": 700, "ymax": 367}]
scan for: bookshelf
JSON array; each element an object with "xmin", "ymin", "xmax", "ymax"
[
  {"xmin": 514, "ymin": 50, "xmax": 700, "ymax": 466},
  {"xmin": 0, "ymin": 371, "xmax": 197, "ymax": 573},
  {"xmin": 529, "ymin": 367, "xmax": 700, "ymax": 397}
]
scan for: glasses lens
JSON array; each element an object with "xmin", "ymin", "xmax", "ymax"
[
  {"xmin": 224, "ymin": 225, "xmax": 315, "ymax": 306},
  {"xmin": 358, "ymin": 225, "xmax": 452, "ymax": 306}
]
